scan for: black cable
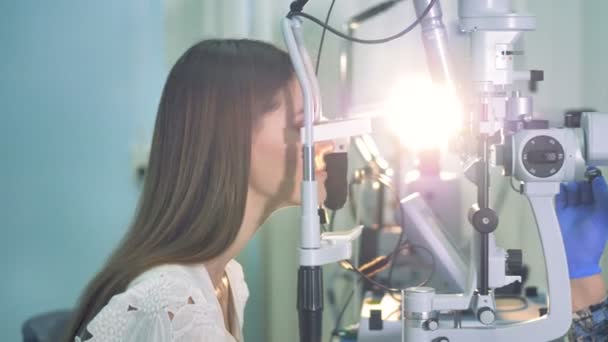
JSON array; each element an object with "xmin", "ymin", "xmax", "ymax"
[
  {"xmin": 510, "ymin": 176, "xmax": 522, "ymax": 194},
  {"xmin": 349, "ymin": 169, "xmax": 412, "ymax": 299},
  {"xmin": 366, "ymin": 173, "xmax": 428, "ymax": 302},
  {"xmin": 329, "ymin": 241, "xmax": 425, "ymax": 339},
  {"xmin": 349, "ymin": 0, "xmax": 404, "ymax": 25},
  {"xmin": 330, "ymin": 162, "xmax": 435, "ymax": 334},
  {"xmin": 385, "ymin": 307, "xmax": 401, "ymax": 320},
  {"xmin": 329, "ymin": 178, "xmax": 436, "ymax": 338},
  {"xmin": 346, "ymin": 168, "xmax": 434, "ymax": 292},
  {"xmin": 289, "ymin": 0, "xmax": 309, "ymax": 13},
  {"xmin": 329, "ymin": 282, "xmax": 358, "ymax": 342},
  {"xmin": 341, "ymin": 242, "xmax": 434, "ymax": 294},
  {"xmin": 287, "ymin": 0, "xmax": 438, "ymax": 45},
  {"xmin": 315, "ymin": 0, "xmax": 337, "ymax": 75}
]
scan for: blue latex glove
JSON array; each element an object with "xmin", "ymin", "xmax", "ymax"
[{"xmin": 556, "ymin": 168, "xmax": 608, "ymax": 279}]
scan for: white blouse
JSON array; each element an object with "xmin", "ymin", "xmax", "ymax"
[{"xmin": 76, "ymin": 260, "xmax": 249, "ymax": 342}]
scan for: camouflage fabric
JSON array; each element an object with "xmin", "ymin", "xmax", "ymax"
[{"xmin": 568, "ymin": 297, "xmax": 608, "ymax": 341}]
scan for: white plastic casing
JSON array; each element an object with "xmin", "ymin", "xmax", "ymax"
[
  {"xmin": 511, "ymin": 128, "xmax": 586, "ymax": 183},
  {"xmin": 582, "ymin": 112, "xmax": 608, "ymax": 166},
  {"xmin": 301, "ymin": 117, "xmax": 372, "ymax": 144}
]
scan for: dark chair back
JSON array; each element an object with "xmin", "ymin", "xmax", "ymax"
[{"xmin": 22, "ymin": 310, "xmax": 72, "ymax": 342}]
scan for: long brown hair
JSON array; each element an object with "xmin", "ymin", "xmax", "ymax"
[{"xmin": 65, "ymin": 39, "xmax": 293, "ymax": 340}]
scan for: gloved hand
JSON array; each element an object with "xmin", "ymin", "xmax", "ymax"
[{"xmin": 556, "ymin": 168, "xmax": 608, "ymax": 279}]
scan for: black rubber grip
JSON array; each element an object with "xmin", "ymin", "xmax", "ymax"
[
  {"xmin": 297, "ymin": 266, "xmax": 323, "ymax": 342},
  {"xmin": 323, "ymin": 152, "xmax": 348, "ymax": 210}
]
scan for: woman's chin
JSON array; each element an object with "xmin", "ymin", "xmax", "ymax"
[{"xmin": 284, "ymin": 193, "xmax": 326, "ymax": 208}]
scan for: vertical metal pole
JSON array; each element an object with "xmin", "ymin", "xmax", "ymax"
[{"xmin": 282, "ymin": 17, "xmax": 323, "ymax": 342}]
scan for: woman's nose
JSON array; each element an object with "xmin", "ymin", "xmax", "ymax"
[{"xmin": 314, "ymin": 141, "xmax": 335, "ymax": 171}]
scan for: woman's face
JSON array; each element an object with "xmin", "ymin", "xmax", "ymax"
[{"xmin": 249, "ymin": 79, "xmax": 332, "ymax": 209}]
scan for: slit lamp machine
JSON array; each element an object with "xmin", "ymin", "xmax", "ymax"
[{"xmin": 281, "ymin": 0, "xmax": 608, "ymax": 341}]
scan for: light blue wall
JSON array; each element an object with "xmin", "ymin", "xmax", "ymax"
[
  {"xmin": 0, "ymin": 1, "xmax": 165, "ymax": 340},
  {"xmin": 583, "ymin": 0, "xmax": 608, "ymax": 111}
]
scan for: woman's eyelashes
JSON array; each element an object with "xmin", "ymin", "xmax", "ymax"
[
  {"xmin": 293, "ymin": 119, "xmax": 303, "ymax": 134},
  {"xmin": 290, "ymin": 111, "xmax": 304, "ymax": 140},
  {"xmin": 283, "ymin": 122, "xmax": 302, "ymax": 144}
]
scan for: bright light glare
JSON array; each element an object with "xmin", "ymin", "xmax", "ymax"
[{"xmin": 385, "ymin": 75, "xmax": 462, "ymax": 152}]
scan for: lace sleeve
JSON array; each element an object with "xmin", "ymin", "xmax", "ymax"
[{"xmin": 78, "ymin": 271, "xmax": 233, "ymax": 342}]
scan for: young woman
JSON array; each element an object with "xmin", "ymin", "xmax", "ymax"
[{"xmin": 64, "ymin": 39, "xmax": 331, "ymax": 341}]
